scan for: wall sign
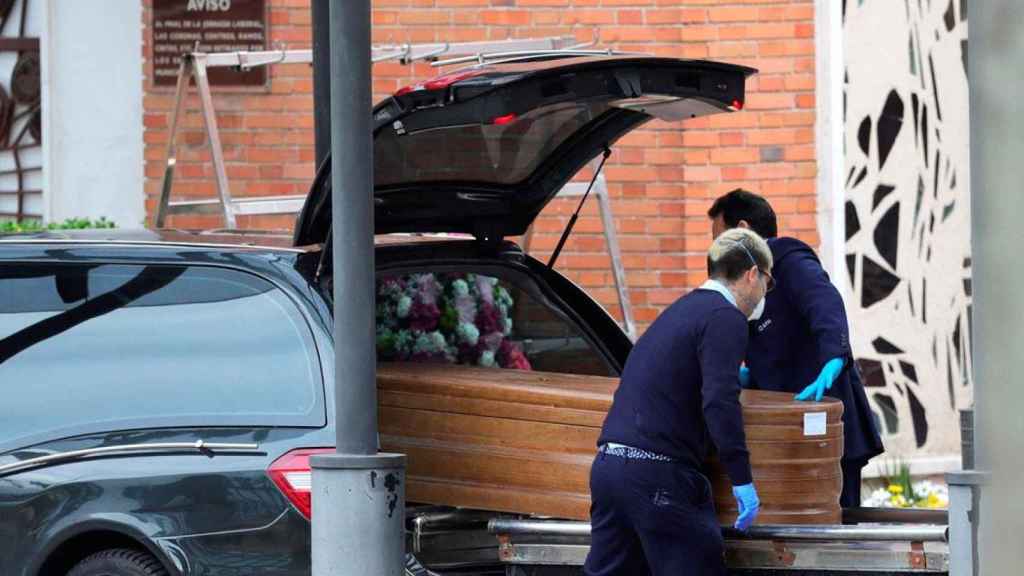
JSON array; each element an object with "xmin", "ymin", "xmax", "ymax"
[{"xmin": 152, "ymin": 0, "xmax": 267, "ymax": 87}]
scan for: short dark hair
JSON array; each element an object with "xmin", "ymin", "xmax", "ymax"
[{"xmin": 707, "ymin": 188, "xmax": 778, "ymax": 239}]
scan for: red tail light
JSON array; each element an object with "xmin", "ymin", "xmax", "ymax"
[
  {"xmin": 492, "ymin": 113, "xmax": 518, "ymax": 126},
  {"xmin": 423, "ymin": 69, "xmax": 483, "ymax": 90},
  {"xmin": 268, "ymin": 448, "xmax": 334, "ymax": 520},
  {"xmin": 394, "ymin": 69, "xmax": 485, "ymax": 97}
]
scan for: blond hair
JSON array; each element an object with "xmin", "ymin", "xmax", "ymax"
[{"xmin": 707, "ymin": 227, "xmax": 772, "ymax": 282}]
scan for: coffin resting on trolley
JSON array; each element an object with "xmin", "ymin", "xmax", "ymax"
[{"xmin": 377, "ymin": 362, "xmax": 844, "ymax": 525}]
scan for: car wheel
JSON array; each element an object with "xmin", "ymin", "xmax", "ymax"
[{"xmin": 67, "ymin": 548, "xmax": 168, "ymax": 576}]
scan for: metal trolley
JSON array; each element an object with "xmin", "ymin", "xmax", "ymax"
[{"xmin": 407, "ymin": 506, "xmax": 951, "ymax": 576}]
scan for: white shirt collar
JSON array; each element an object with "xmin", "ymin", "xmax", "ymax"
[{"xmin": 700, "ymin": 279, "xmax": 739, "ymax": 310}]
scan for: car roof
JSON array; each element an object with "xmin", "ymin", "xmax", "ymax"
[
  {"xmin": 0, "ymin": 227, "xmax": 469, "ymax": 253},
  {"xmin": 0, "ymin": 228, "xmax": 301, "ymax": 250}
]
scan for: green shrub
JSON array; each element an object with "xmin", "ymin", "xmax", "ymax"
[{"xmin": 0, "ymin": 217, "xmax": 116, "ymax": 234}]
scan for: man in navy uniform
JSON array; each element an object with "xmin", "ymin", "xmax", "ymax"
[
  {"xmin": 584, "ymin": 228, "xmax": 772, "ymax": 576},
  {"xmin": 708, "ymin": 189, "xmax": 884, "ymax": 507}
]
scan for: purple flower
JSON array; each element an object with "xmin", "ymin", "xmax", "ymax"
[
  {"xmin": 409, "ymin": 300, "xmax": 441, "ymax": 332},
  {"xmin": 415, "ymin": 273, "xmax": 442, "ymax": 304},
  {"xmin": 498, "ymin": 340, "xmax": 532, "ymax": 371},
  {"xmin": 480, "ymin": 331, "xmax": 504, "ymax": 352},
  {"xmin": 475, "ymin": 302, "xmax": 502, "ymax": 335},
  {"xmin": 455, "ymin": 293, "xmax": 476, "ymax": 324},
  {"xmin": 475, "ymin": 275, "xmax": 495, "ymax": 305}
]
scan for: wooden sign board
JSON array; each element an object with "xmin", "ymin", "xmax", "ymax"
[{"xmin": 152, "ymin": 0, "xmax": 267, "ymax": 88}]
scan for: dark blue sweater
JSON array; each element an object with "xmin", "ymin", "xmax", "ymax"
[{"xmin": 598, "ymin": 289, "xmax": 753, "ymax": 485}]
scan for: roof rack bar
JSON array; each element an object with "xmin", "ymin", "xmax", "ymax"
[
  {"xmin": 373, "ymin": 37, "xmax": 575, "ymax": 64},
  {"xmin": 202, "ymin": 49, "xmax": 312, "ymax": 69},
  {"xmin": 431, "ymin": 47, "xmax": 624, "ymax": 68},
  {"xmin": 192, "ymin": 37, "xmax": 579, "ymax": 71}
]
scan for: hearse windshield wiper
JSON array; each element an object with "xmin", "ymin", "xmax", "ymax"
[{"xmin": 0, "ymin": 440, "xmax": 261, "ymax": 478}]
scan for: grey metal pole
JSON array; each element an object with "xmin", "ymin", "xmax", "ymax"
[
  {"xmin": 968, "ymin": 1, "xmax": 1024, "ymax": 573},
  {"xmin": 310, "ymin": 1, "xmax": 406, "ymax": 574},
  {"xmin": 311, "ymin": 0, "xmax": 330, "ymax": 167}
]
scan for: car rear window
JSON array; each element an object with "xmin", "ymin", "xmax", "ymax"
[
  {"xmin": 374, "ymin": 100, "xmax": 610, "ymax": 187},
  {"xmin": 375, "ymin": 269, "xmax": 614, "ymax": 376},
  {"xmin": 0, "ymin": 263, "xmax": 323, "ymax": 449}
]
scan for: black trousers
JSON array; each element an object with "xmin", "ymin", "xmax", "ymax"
[
  {"xmin": 840, "ymin": 457, "xmax": 867, "ymax": 508},
  {"xmin": 583, "ymin": 452, "xmax": 726, "ymax": 576}
]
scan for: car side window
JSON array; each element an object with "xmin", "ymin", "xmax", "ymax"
[
  {"xmin": 0, "ymin": 263, "xmax": 323, "ymax": 449},
  {"xmin": 375, "ymin": 271, "xmax": 613, "ymax": 376}
]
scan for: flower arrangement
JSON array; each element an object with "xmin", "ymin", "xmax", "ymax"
[
  {"xmin": 862, "ymin": 460, "xmax": 948, "ymax": 509},
  {"xmin": 375, "ymin": 272, "xmax": 532, "ymax": 371}
]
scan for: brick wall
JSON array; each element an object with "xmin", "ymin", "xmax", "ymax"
[{"xmin": 142, "ymin": 0, "xmax": 817, "ymax": 331}]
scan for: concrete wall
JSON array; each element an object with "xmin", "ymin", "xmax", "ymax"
[
  {"xmin": 41, "ymin": 0, "xmax": 144, "ymax": 227},
  {"xmin": 843, "ymin": 0, "xmax": 971, "ymax": 474}
]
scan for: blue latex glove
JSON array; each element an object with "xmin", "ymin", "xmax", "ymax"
[
  {"xmin": 732, "ymin": 483, "xmax": 760, "ymax": 531},
  {"xmin": 738, "ymin": 365, "xmax": 751, "ymax": 388},
  {"xmin": 795, "ymin": 357, "xmax": 845, "ymax": 402}
]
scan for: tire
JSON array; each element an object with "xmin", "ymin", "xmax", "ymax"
[{"xmin": 67, "ymin": 548, "xmax": 168, "ymax": 576}]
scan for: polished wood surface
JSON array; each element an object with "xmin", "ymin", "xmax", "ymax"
[
  {"xmin": 378, "ymin": 363, "xmax": 844, "ymax": 524},
  {"xmin": 710, "ymin": 389, "xmax": 845, "ymax": 525}
]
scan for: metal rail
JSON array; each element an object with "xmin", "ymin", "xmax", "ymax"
[
  {"xmin": 728, "ymin": 524, "xmax": 948, "ymax": 543},
  {"xmin": 0, "ymin": 440, "xmax": 261, "ymax": 477},
  {"xmin": 844, "ymin": 506, "xmax": 949, "ymax": 525},
  {"xmin": 488, "ymin": 518, "xmax": 949, "ymax": 543}
]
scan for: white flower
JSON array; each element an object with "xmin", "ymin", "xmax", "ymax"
[
  {"xmin": 452, "ymin": 279, "xmax": 469, "ymax": 298},
  {"xmin": 479, "ymin": 350, "xmax": 496, "ymax": 367},
  {"xmin": 456, "ymin": 322, "xmax": 480, "ymax": 346},
  {"xmin": 862, "ymin": 487, "xmax": 895, "ymax": 508},
  {"xmin": 397, "ymin": 295, "xmax": 412, "ymax": 318},
  {"xmin": 429, "ymin": 330, "xmax": 447, "ymax": 351},
  {"xmin": 413, "ymin": 333, "xmax": 436, "ymax": 354}
]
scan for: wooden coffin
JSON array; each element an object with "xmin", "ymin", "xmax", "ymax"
[
  {"xmin": 708, "ymin": 390, "xmax": 844, "ymax": 525},
  {"xmin": 378, "ymin": 362, "xmax": 844, "ymax": 525}
]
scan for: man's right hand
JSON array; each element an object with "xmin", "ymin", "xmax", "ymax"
[{"xmin": 732, "ymin": 483, "xmax": 760, "ymax": 531}]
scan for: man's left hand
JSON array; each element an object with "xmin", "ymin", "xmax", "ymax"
[
  {"xmin": 795, "ymin": 357, "xmax": 844, "ymax": 402},
  {"xmin": 738, "ymin": 365, "xmax": 751, "ymax": 388}
]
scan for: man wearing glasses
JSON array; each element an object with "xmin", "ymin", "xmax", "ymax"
[
  {"xmin": 585, "ymin": 228, "xmax": 771, "ymax": 576},
  {"xmin": 708, "ymin": 189, "xmax": 884, "ymax": 508}
]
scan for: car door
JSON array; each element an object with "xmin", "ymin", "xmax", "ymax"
[{"xmin": 0, "ymin": 258, "xmax": 329, "ymax": 576}]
